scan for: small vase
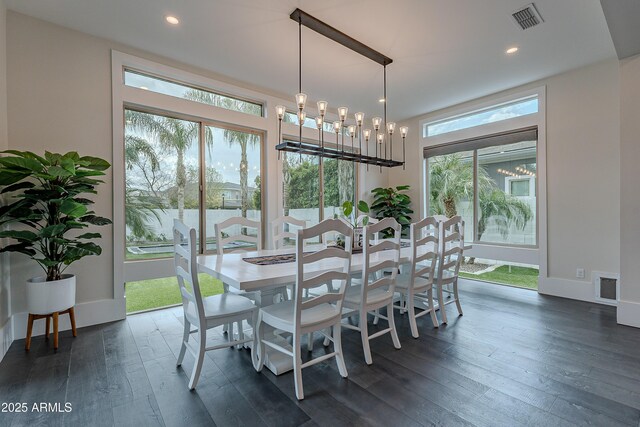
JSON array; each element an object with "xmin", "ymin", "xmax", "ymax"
[{"xmin": 353, "ymin": 227, "xmax": 364, "ymax": 251}]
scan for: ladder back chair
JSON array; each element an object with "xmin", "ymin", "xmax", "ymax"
[
  {"xmin": 394, "ymin": 217, "xmax": 440, "ymax": 336},
  {"xmin": 173, "ymin": 220, "xmax": 258, "ymax": 390},
  {"xmin": 436, "ymin": 215, "xmax": 465, "ymax": 324},
  {"xmin": 342, "ymin": 217, "xmax": 402, "ymax": 364},
  {"xmin": 253, "ymin": 218, "xmax": 353, "ymax": 400},
  {"xmin": 271, "ymin": 216, "xmax": 306, "ymax": 250}
]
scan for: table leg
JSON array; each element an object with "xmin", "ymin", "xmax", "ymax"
[{"xmin": 25, "ymin": 314, "xmax": 34, "ymax": 351}]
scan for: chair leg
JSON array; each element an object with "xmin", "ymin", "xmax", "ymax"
[
  {"xmin": 188, "ymin": 333, "xmax": 206, "ymax": 390},
  {"xmin": 399, "ymin": 294, "xmax": 406, "ymax": 314},
  {"xmin": 428, "ymin": 288, "xmax": 439, "ymax": 328},
  {"xmin": 236, "ymin": 321, "xmax": 244, "ymax": 349},
  {"xmin": 69, "ymin": 307, "xmax": 77, "ymax": 337},
  {"xmin": 253, "ymin": 313, "xmax": 265, "ymax": 372},
  {"xmin": 453, "ymin": 279, "xmax": 463, "ymax": 316},
  {"xmin": 323, "ymin": 328, "xmax": 331, "ymax": 347},
  {"xmin": 25, "ymin": 314, "xmax": 34, "ymax": 351},
  {"xmin": 307, "ymin": 332, "xmax": 314, "ymax": 352},
  {"xmin": 177, "ymin": 319, "xmax": 190, "ymax": 367},
  {"xmin": 388, "ymin": 303, "xmax": 401, "ymax": 349},
  {"xmin": 437, "ymin": 283, "xmax": 448, "ymax": 324},
  {"xmin": 293, "ymin": 338, "xmax": 304, "ymax": 400},
  {"xmin": 333, "ymin": 323, "xmax": 348, "ymax": 378},
  {"xmin": 45, "ymin": 316, "xmax": 50, "ymax": 340},
  {"xmin": 52, "ymin": 312, "xmax": 59, "ymax": 351},
  {"xmin": 360, "ymin": 311, "xmax": 372, "ymax": 365},
  {"xmin": 373, "ymin": 308, "xmax": 380, "ymax": 325},
  {"xmin": 404, "ymin": 293, "xmax": 418, "ymax": 338}
]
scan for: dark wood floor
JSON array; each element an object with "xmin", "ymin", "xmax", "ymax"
[{"xmin": 2, "ymin": 281, "xmax": 640, "ymax": 427}]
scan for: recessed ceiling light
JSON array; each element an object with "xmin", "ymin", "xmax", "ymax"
[
  {"xmin": 139, "ymin": 86, "xmax": 149, "ymax": 90},
  {"xmin": 378, "ymin": 98, "xmax": 386, "ymax": 103},
  {"xmin": 506, "ymin": 46, "xmax": 519, "ymax": 55},
  {"xmin": 165, "ymin": 15, "xmax": 180, "ymax": 25}
]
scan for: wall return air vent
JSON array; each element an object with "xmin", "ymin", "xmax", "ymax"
[
  {"xmin": 593, "ymin": 271, "xmax": 619, "ymax": 306},
  {"xmin": 511, "ymin": 3, "xmax": 544, "ymax": 30}
]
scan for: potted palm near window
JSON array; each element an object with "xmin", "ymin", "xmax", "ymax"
[{"xmin": 0, "ymin": 151, "xmax": 111, "ymax": 316}]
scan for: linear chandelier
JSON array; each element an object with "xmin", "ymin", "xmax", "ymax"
[{"xmin": 275, "ymin": 9, "xmax": 408, "ymax": 169}]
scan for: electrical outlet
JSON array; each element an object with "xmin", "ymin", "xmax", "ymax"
[{"xmin": 576, "ymin": 268, "xmax": 585, "ymax": 279}]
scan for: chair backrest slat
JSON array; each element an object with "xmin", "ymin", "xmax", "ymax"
[
  {"xmin": 437, "ymin": 215, "xmax": 465, "ymax": 283},
  {"xmin": 272, "ymin": 216, "xmax": 306, "ymax": 249},
  {"xmin": 173, "ymin": 219, "xmax": 205, "ymax": 328},
  {"xmin": 407, "ymin": 217, "xmax": 440, "ymax": 292},
  {"xmin": 215, "ymin": 217, "xmax": 262, "ymax": 255},
  {"xmin": 361, "ymin": 217, "xmax": 402, "ymax": 304},
  {"xmin": 295, "ymin": 219, "xmax": 352, "ymax": 329}
]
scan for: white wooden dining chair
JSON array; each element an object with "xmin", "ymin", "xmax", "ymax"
[
  {"xmin": 173, "ymin": 220, "xmax": 258, "ymax": 390},
  {"xmin": 215, "ymin": 216, "xmax": 262, "ymax": 255},
  {"xmin": 253, "ymin": 218, "xmax": 353, "ymax": 400},
  {"xmin": 435, "ymin": 215, "xmax": 465, "ymax": 324},
  {"xmin": 342, "ymin": 217, "xmax": 402, "ymax": 364},
  {"xmin": 271, "ymin": 216, "xmax": 306, "ymax": 250},
  {"xmin": 214, "ymin": 217, "xmax": 262, "ymax": 338},
  {"xmin": 394, "ymin": 217, "xmax": 440, "ymax": 336}
]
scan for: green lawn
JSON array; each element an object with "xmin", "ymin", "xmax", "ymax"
[
  {"xmin": 460, "ymin": 265, "xmax": 539, "ymax": 290},
  {"xmin": 126, "ymin": 274, "xmax": 224, "ymax": 313}
]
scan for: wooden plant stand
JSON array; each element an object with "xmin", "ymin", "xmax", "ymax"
[{"xmin": 25, "ymin": 307, "xmax": 76, "ymax": 351}]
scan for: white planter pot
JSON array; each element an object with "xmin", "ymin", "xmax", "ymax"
[{"xmin": 26, "ymin": 274, "xmax": 76, "ymax": 315}]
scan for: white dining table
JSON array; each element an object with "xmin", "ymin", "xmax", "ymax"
[{"xmin": 197, "ymin": 241, "xmax": 470, "ymax": 374}]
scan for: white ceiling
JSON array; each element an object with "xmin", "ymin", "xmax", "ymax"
[{"xmin": 6, "ymin": 0, "xmax": 616, "ymax": 121}]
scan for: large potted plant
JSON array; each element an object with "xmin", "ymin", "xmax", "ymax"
[
  {"xmin": 371, "ymin": 185, "xmax": 413, "ymax": 237},
  {"xmin": 0, "ymin": 150, "xmax": 111, "ymax": 315}
]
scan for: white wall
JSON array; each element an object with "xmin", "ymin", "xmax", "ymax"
[
  {"xmin": 0, "ymin": 0, "xmax": 11, "ymax": 359},
  {"xmin": 391, "ymin": 59, "xmax": 621, "ymax": 303},
  {"xmin": 619, "ymin": 53, "xmax": 640, "ymax": 327}
]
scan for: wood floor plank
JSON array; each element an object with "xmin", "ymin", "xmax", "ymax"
[{"xmin": 2, "ymin": 281, "xmax": 640, "ymax": 427}]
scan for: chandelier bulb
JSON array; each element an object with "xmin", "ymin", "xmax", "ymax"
[
  {"xmin": 400, "ymin": 126, "xmax": 409, "ymax": 138},
  {"xmin": 275, "ymin": 105, "xmax": 286, "ymax": 120},
  {"xmin": 317, "ymin": 100, "xmax": 328, "ymax": 117},
  {"xmin": 338, "ymin": 107, "xmax": 348, "ymax": 122},
  {"xmin": 295, "ymin": 93, "xmax": 307, "ymax": 110},
  {"xmin": 372, "ymin": 117, "xmax": 382, "ymax": 131}
]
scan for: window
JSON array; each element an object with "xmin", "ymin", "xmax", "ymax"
[
  {"xmin": 425, "ymin": 96, "xmax": 538, "ymax": 137},
  {"xmin": 477, "ymin": 141, "xmax": 536, "ymax": 245},
  {"xmin": 425, "ymin": 129, "xmax": 537, "ymax": 247},
  {"xmin": 124, "ymin": 109, "xmax": 263, "ymax": 259},
  {"xmin": 124, "ymin": 110, "xmax": 200, "ymax": 260},
  {"xmin": 205, "ymin": 125, "xmax": 262, "ymax": 252},
  {"xmin": 281, "ymin": 141, "xmax": 356, "ymax": 241},
  {"xmin": 124, "ymin": 70, "xmax": 263, "ymax": 117}
]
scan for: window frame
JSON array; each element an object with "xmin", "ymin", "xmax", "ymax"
[
  {"xmin": 112, "ymin": 51, "xmax": 279, "ymax": 313},
  {"xmin": 420, "ymin": 87, "xmax": 546, "ymax": 270}
]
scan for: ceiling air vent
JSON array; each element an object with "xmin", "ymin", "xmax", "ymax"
[
  {"xmin": 593, "ymin": 271, "xmax": 619, "ymax": 306},
  {"xmin": 511, "ymin": 3, "xmax": 544, "ymax": 30}
]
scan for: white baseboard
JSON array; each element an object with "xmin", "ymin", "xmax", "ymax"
[
  {"xmin": 11, "ymin": 298, "xmax": 126, "ymax": 340},
  {"xmin": 538, "ymin": 276, "xmax": 598, "ymax": 303},
  {"xmin": 617, "ymin": 299, "xmax": 640, "ymax": 328},
  {"xmin": 0, "ymin": 317, "xmax": 13, "ymax": 362}
]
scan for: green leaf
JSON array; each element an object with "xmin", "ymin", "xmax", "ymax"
[
  {"xmin": 0, "ymin": 156, "xmax": 44, "ymax": 172},
  {"xmin": 47, "ymin": 166, "xmax": 73, "ymax": 178},
  {"xmin": 0, "ymin": 170, "xmax": 30, "ymax": 185},
  {"xmin": 80, "ymin": 215, "xmax": 112, "ymax": 226},
  {"xmin": 396, "ymin": 185, "xmax": 410, "ymax": 191},
  {"xmin": 60, "ymin": 200, "xmax": 88, "ymax": 218},
  {"xmin": 59, "ymin": 157, "xmax": 76, "ymax": 174},
  {"xmin": 76, "ymin": 242, "xmax": 102, "ymax": 255},
  {"xmin": 40, "ymin": 223, "xmax": 66, "ymax": 237},
  {"xmin": 0, "ymin": 243, "xmax": 36, "ymax": 257},
  {"xmin": 0, "ymin": 181, "xmax": 35, "ymax": 194},
  {"xmin": 79, "ymin": 156, "xmax": 111, "ymax": 171},
  {"xmin": 357, "ymin": 200, "xmax": 369, "ymax": 214},
  {"xmin": 362, "ymin": 217, "xmax": 369, "ymax": 226},
  {"xmin": 0, "ymin": 230, "xmax": 38, "ymax": 241},
  {"xmin": 2, "ymin": 150, "xmax": 48, "ymax": 164},
  {"xmin": 76, "ymin": 232, "xmax": 101, "ymax": 239},
  {"xmin": 342, "ymin": 201, "xmax": 353, "ymax": 217}
]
